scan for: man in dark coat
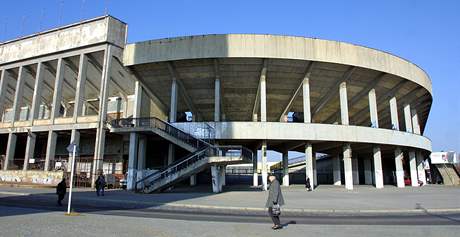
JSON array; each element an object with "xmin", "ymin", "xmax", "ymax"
[
  {"xmin": 95, "ymin": 174, "xmax": 106, "ymax": 196},
  {"xmin": 56, "ymin": 178, "xmax": 67, "ymax": 206},
  {"xmin": 265, "ymin": 175, "xmax": 285, "ymax": 230}
]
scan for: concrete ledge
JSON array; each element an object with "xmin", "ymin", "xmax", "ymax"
[{"xmin": 0, "ymin": 170, "xmax": 64, "ymax": 186}]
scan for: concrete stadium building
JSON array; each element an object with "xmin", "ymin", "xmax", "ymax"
[{"xmin": 0, "ymin": 16, "xmax": 432, "ymax": 192}]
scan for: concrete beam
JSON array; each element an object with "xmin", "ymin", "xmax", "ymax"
[
  {"xmin": 325, "ymin": 73, "xmax": 385, "ymax": 124},
  {"xmin": 312, "ymin": 66, "xmax": 355, "ymax": 119},
  {"xmin": 278, "ymin": 62, "xmax": 314, "ymax": 121},
  {"xmin": 252, "ymin": 59, "xmax": 268, "ymax": 121},
  {"xmin": 167, "ymin": 62, "xmax": 202, "ymax": 120}
]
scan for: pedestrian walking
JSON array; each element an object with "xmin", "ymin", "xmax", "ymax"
[
  {"xmin": 266, "ymin": 174, "xmax": 285, "ymax": 230},
  {"xmin": 95, "ymin": 174, "xmax": 106, "ymax": 196},
  {"xmin": 56, "ymin": 178, "xmax": 67, "ymax": 206},
  {"xmin": 305, "ymin": 177, "xmax": 312, "ymax": 191}
]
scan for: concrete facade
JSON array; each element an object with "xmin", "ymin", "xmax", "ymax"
[{"xmin": 0, "ymin": 16, "xmax": 433, "ymax": 191}]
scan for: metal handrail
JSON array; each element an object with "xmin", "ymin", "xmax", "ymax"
[
  {"xmin": 110, "ymin": 117, "xmax": 213, "ymax": 149},
  {"xmin": 135, "ymin": 145, "xmax": 253, "ymax": 191}
]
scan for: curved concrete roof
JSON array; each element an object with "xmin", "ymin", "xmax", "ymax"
[{"xmin": 124, "ymin": 34, "xmax": 432, "ymax": 95}]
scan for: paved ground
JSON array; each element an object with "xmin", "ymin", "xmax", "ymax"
[
  {"xmin": 0, "ymin": 184, "xmax": 459, "ymax": 214},
  {"xmin": 1, "ymin": 205, "xmax": 459, "ymax": 237}
]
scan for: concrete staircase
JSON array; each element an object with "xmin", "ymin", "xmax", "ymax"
[
  {"xmin": 108, "ymin": 117, "xmax": 253, "ymax": 193},
  {"xmin": 434, "ymin": 164, "xmax": 460, "ymax": 185}
]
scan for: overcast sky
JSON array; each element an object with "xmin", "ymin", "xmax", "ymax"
[{"xmin": 1, "ymin": 0, "xmax": 459, "ymax": 160}]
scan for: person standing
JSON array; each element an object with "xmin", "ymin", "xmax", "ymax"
[
  {"xmin": 266, "ymin": 174, "xmax": 285, "ymax": 230},
  {"xmin": 56, "ymin": 178, "xmax": 67, "ymax": 206},
  {"xmin": 95, "ymin": 174, "xmax": 106, "ymax": 196}
]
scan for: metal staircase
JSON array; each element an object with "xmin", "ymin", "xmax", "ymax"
[{"xmin": 109, "ymin": 117, "xmax": 253, "ymax": 193}]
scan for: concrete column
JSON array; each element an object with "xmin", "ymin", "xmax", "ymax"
[
  {"xmin": 339, "ymin": 82, "xmax": 349, "ymax": 125},
  {"xmin": 127, "ymin": 132, "xmax": 139, "ymax": 190},
  {"xmin": 73, "ymin": 54, "xmax": 88, "ymax": 121},
  {"xmin": 409, "ymin": 151, "xmax": 418, "ymax": 186},
  {"xmin": 416, "ymin": 151, "xmax": 427, "ymax": 185},
  {"xmin": 282, "ymin": 151, "xmax": 289, "ymax": 186},
  {"xmin": 368, "ymin": 89, "xmax": 379, "ymax": 128},
  {"xmin": 394, "ymin": 148, "xmax": 405, "ymax": 188},
  {"xmin": 3, "ymin": 133, "xmax": 17, "ymax": 170},
  {"xmin": 252, "ymin": 148, "xmax": 258, "ymax": 187},
  {"xmin": 23, "ymin": 133, "xmax": 37, "ymax": 171},
  {"xmin": 389, "ymin": 97, "xmax": 399, "ymax": 130},
  {"xmin": 411, "ymin": 109, "xmax": 421, "ymax": 135},
  {"xmin": 69, "ymin": 129, "xmax": 80, "ymax": 171},
  {"xmin": 169, "ymin": 79, "xmax": 178, "ymax": 122},
  {"xmin": 92, "ymin": 46, "xmax": 113, "ymax": 187},
  {"xmin": 352, "ymin": 156, "xmax": 359, "ymax": 185},
  {"xmin": 167, "ymin": 144, "xmax": 174, "ymax": 165},
  {"xmin": 261, "ymin": 141, "xmax": 268, "ymax": 190},
  {"xmin": 363, "ymin": 158, "xmax": 373, "ymax": 185},
  {"xmin": 214, "ymin": 77, "xmax": 220, "ymax": 122},
  {"xmin": 137, "ymin": 136, "xmax": 147, "ymax": 170},
  {"xmin": 403, "ymin": 104, "xmax": 413, "ymax": 133},
  {"xmin": 0, "ymin": 70, "xmax": 10, "ymax": 116},
  {"xmin": 303, "ymin": 77, "xmax": 311, "ymax": 123},
  {"xmin": 373, "ymin": 146, "xmax": 384, "ymax": 189},
  {"xmin": 50, "ymin": 59, "xmax": 65, "ymax": 122},
  {"xmin": 44, "ymin": 131, "xmax": 57, "ymax": 171},
  {"xmin": 333, "ymin": 155, "xmax": 341, "ymax": 185},
  {"xmin": 133, "ymin": 81, "xmax": 142, "ymax": 119},
  {"xmin": 30, "ymin": 62, "xmax": 45, "ymax": 121},
  {"xmin": 260, "ymin": 73, "xmax": 267, "ymax": 122},
  {"xmin": 211, "ymin": 165, "xmax": 221, "ymax": 193},
  {"xmin": 219, "ymin": 165, "xmax": 226, "ymax": 187},
  {"xmin": 343, "ymin": 143, "xmax": 353, "ymax": 190},
  {"xmin": 190, "ymin": 175, "xmax": 197, "ymax": 186},
  {"xmin": 313, "ymin": 152, "xmax": 317, "ymax": 186},
  {"xmin": 12, "ymin": 66, "xmax": 26, "ymax": 122},
  {"xmin": 305, "ymin": 143, "xmax": 314, "ymax": 189}
]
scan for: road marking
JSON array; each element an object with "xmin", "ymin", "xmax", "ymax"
[{"xmin": 0, "ymin": 191, "xmax": 30, "ymax": 196}]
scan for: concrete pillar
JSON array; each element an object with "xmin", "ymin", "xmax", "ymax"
[
  {"xmin": 373, "ymin": 146, "xmax": 384, "ymax": 189},
  {"xmin": 137, "ymin": 136, "xmax": 147, "ymax": 170},
  {"xmin": 190, "ymin": 175, "xmax": 197, "ymax": 186},
  {"xmin": 169, "ymin": 79, "xmax": 178, "ymax": 122},
  {"xmin": 343, "ymin": 143, "xmax": 353, "ymax": 190},
  {"xmin": 363, "ymin": 158, "xmax": 373, "ymax": 185},
  {"xmin": 133, "ymin": 81, "xmax": 142, "ymax": 119},
  {"xmin": 303, "ymin": 77, "xmax": 311, "ymax": 123},
  {"xmin": 411, "ymin": 109, "xmax": 421, "ymax": 135},
  {"xmin": 23, "ymin": 133, "xmax": 37, "ymax": 171},
  {"xmin": 416, "ymin": 151, "xmax": 427, "ymax": 185},
  {"xmin": 50, "ymin": 59, "xmax": 65, "ymax": 122},
  {"xmin": 261, "ymin": 141, "xmax": 268, "ymax": 190},
  {"xmin": 260, "ymin": 73, "xmax": 267, "ymax": 122},
  {"xmin": 339, "ymin": 82, "xmax": 349, "ymax": 125},
  {"xmin": 12, "ymin": 66, "xmax": 26, "ymax": 122},
  {"xmin": 409, "ymin": 151, "xmax": 418, "ymax": 186},
  {"xmin": 69, "ymin": 129, "xmax": 80, "ymax": 171},
  {"xmin": 127, "ymin": 132, "xmax": 139, "ymax": 190},
  {"xmin": 214, "ymin": 77, "xmax": 220, "ymax": 122},
  {"xmin": 3, "ymin": 133, "xmax": 17, "ymax": 170},
  {"xmin": 333, "ymin": 155, "xmax": 341, "ymax": 185},
  {"xmin": 282, "ymin": 151, "xmax": 289, "ymax": 186},
  {"xmin": 352, "ymin": 156, "xmax": 359, "ymax": 185},
  {"xmin": 0, "ymin": 70, "xmax": 10, "ymax": 116},
  {"xmin": 73, "ymin": 54, "xmax": 88, "ymax": 121},
  {"xmin": 305, "ymin": 143, "xmax": 314, "ymax": 189},
  {"xmin": 30, "ymin": 62, "xmax": 45, "ymax": 121},
  {"xmin": 219, "ymin": 165, "xmax": 226, "ymax": 187},
  {"xmin": 167, "ymin": 144, "xmax": 174, "ymax": 165},
  {"xmin": 403, "ymin": 104, "xmax": 413, "ymax": 133},
  {"xmin": 44, "ymin": 131, "xmax": 57, "ymax": 171},
  {"xmin": 368, "ymin": 88, "xmax": 379, "ymax": 128},
  {"xmin": 92, "ymin": 128, "xmax": 106, "ymax": 186},
  {"xmin": 211, "ymin": 165, "xmax": 221, "ymax": 193},
  {"xmin": 252, "ymin": 148, "xmax": 258, "ymax": 187},
  {"xmin": 313, "ymin": 152, "xmax": 317, "ymax": 187},
  {"xmin": 389, "ymin": 97, "xmax": 399, "ymax": 130},
  {"xmin": 394, "ymin": 148, "xmax": 405, "ymax": 188}
]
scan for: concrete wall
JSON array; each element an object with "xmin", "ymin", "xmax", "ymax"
[
  {"xmin": 0, "ymin": 170, "xmax": 63, "ymax": 185},
  {"xmin": 124, "ymin": 34, "xmax": 432, "ymax": 95},
  {"xmin": 0, "ymin": 16, "xmax": 126, "ymax": 65}
]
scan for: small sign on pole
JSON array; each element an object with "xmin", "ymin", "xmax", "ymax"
[{"xmin": 66, "ymin": 142, "xmax": 78, "ymax": 215}]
